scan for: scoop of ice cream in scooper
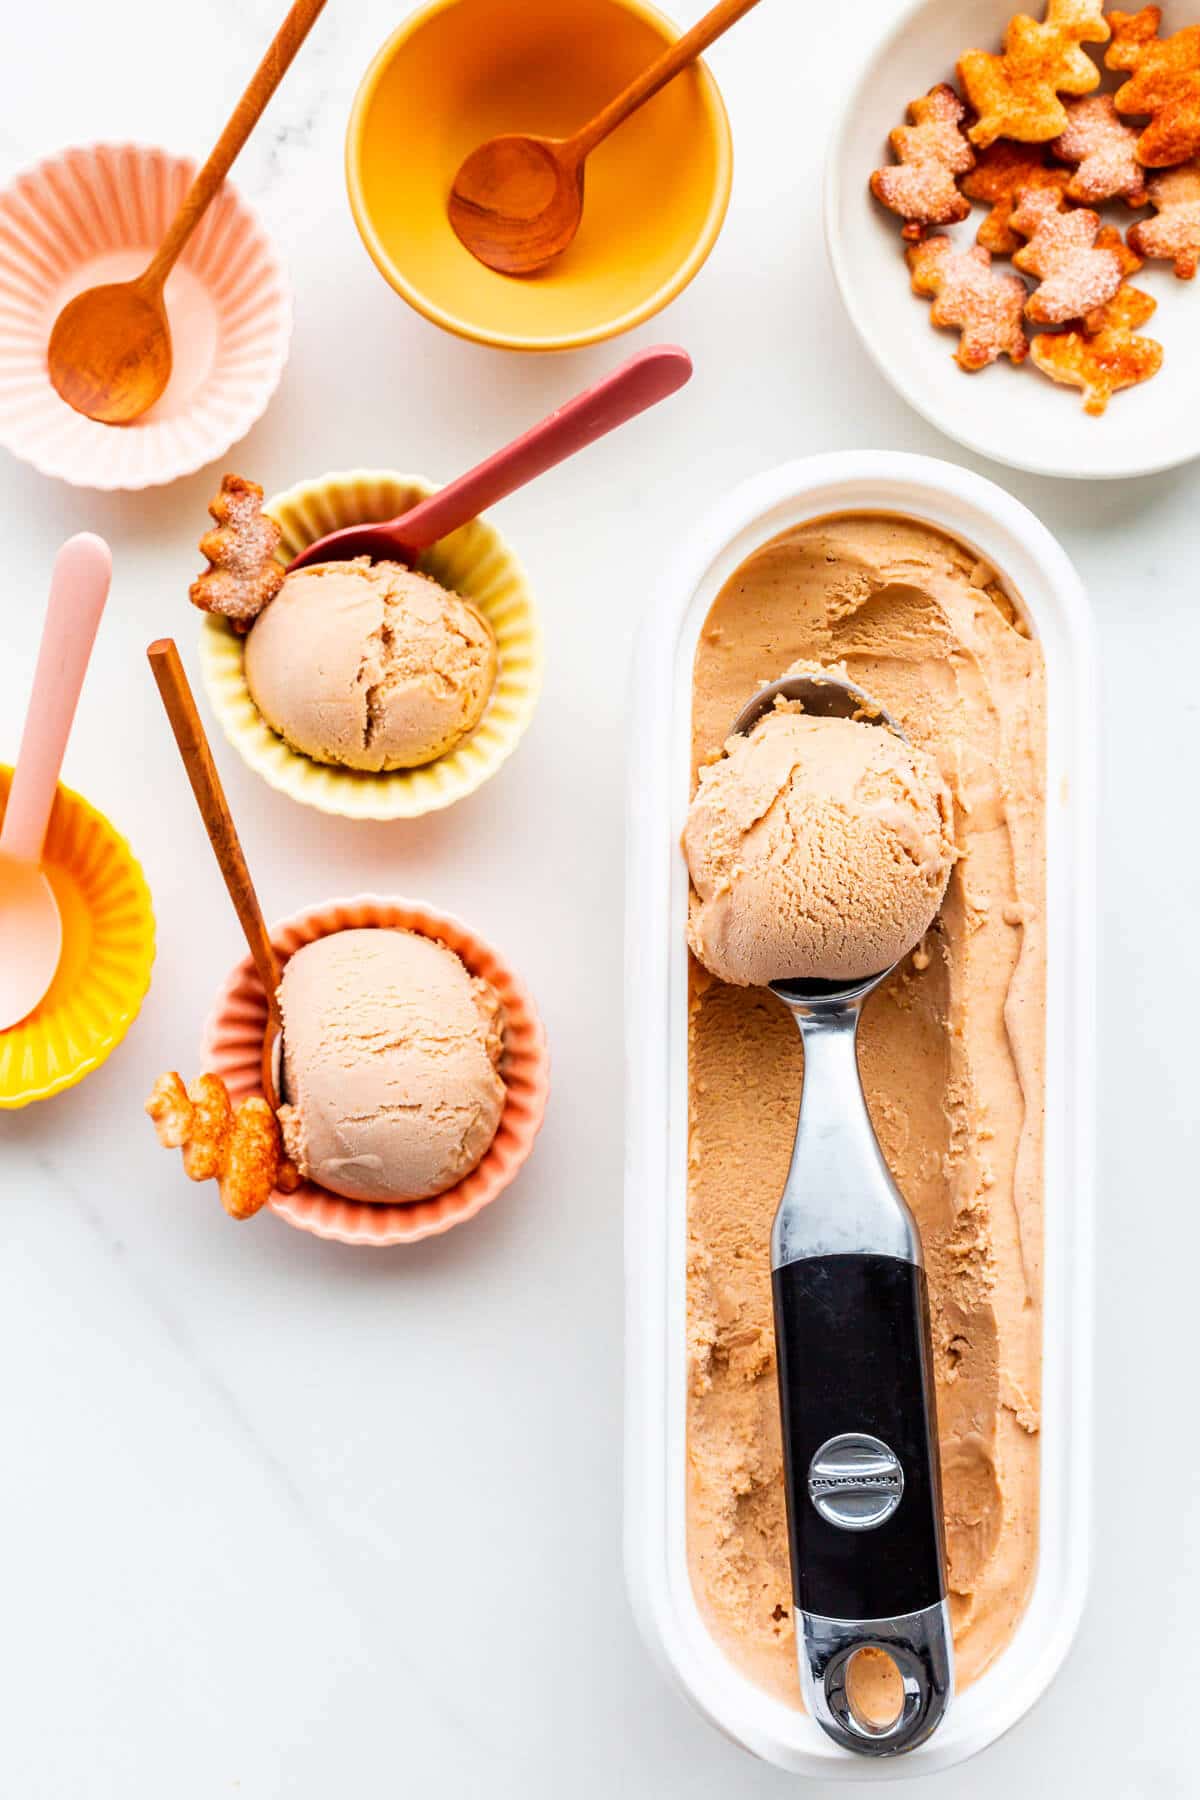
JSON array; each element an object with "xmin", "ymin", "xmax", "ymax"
[{"xmin": 685, "ymin": 672, "xmax": 953, "ymax": 988}]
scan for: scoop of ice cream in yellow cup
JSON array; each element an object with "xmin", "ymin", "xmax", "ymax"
[
  {"xmin": 199, "ymin": 470, "xmax": 542, "ymax": 820},
  {"xmin": 0, "ymin": 767, "xmax": 155, "ymax": 1108}
]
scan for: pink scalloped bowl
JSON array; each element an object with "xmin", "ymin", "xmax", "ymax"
[
  {"xmin": 0, "ymin": 143, "xmax": 292, "ymax": 490},
  {"xmin": 201, "ymin": 895, "xmax": 549, "ymax": 1247}
]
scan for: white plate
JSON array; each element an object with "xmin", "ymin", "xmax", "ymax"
[
  {"xmin": 624, "ymin": 453, "xmax": 1097, "ymax": 1776},
  {"xmin": 825, "ymin": 0, "xmax": 1200, "ymax": 479}
]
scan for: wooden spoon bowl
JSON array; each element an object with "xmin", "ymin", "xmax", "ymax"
[
  {"xmin": 448, "ymin": 136, "xmax": 585, "ymax": 277},
  {"xmin": 448, "ymin": 0, "xmax": 761, "ymax": 276},
  {"xmin": 47, "ymin": 0, "xmax": 327, "ymax": 425},
  {"xmin": 48, "ymin": 280, "xmax": 173, "ymax": 425}
]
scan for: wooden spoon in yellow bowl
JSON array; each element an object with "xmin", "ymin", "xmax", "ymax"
[{"xmin": 448, "ymin": 0, "xmax": 762, "ymax": 276}]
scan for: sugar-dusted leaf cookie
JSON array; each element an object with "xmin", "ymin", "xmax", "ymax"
[
  {"xmin": 870, "ymin": 84, "xmax": 976, "ymax": 239},
  {"xmin": 1030, "ymin": 283, "xmax": 1162, "ymax": 411},
  {"xmin": 907, "ymin": 237, "xmax": 1030, "ymax": 369},
  {"xmin": 190, "ymin": 473, "xmax": 285, "ymax": 633},
  {"xmin": 1011, "ymin": 187, "xmax": 1124, "ymax": 322},
  {"xmin": 1108, "ymin": 7, "xmax": 1200, "ymax": 168},
  {"xmin": 961, "ymin": 142, "xmax": 1072, "ymax": 252},
  {"xmin": 959, "ymin": 0, "xmax": 1110, "ymax": 149},
  {"xmin": 1128, "ymin": 158, "xmax": 1200, "ymax": 275},
  {"xmin": 1052, "ymin": 94, "xmax": 1149, "ymax": 204}
]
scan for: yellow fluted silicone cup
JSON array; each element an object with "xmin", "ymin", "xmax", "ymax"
[
  {"xmin": 0, "ymin": 768, "xmax": 155, "ymax": 1108},
  {"xmin": 199, "ymin": 471, "xmax": 543, "ymax": 820}
]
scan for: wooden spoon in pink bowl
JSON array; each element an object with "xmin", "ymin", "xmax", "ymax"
[
  {"xmin": 286, "ymin": 343, "xmax": 693, "ymax": 571},
  {"xmin": 47, "ymin": 0, "xmax": 328, "ymax": 425},
  {"xmin": 0, "ymin": 534, "xmax": 112, "ymax": 1030}
]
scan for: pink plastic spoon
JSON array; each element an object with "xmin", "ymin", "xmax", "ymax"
[
  {"xmin": 0, "ymin": 534, "xmax": 112, "ymax": 1030},
  {"xmin": 287, "ymin": 343, "xmax": 693, "ymax": 571}
]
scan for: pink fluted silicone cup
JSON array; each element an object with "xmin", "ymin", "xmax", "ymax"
[{"xmin": 202, "ymin": 895, "xmax": 550, "ymax": 1247}]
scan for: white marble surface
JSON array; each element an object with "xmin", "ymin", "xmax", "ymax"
[{"xmin": 2, "ymin": 2, "xmax": 1197, "ymax": 1794}]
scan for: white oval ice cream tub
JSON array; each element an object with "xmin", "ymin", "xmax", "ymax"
[{"xmin": 623, "ymin": 452, "xmax": 1096, "ymax": 1776}]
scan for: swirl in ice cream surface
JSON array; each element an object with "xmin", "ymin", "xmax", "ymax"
[
  {"xmin": 277, "ymin": 928, "xmax": 506, "ymax": 1204},
  {"xmin": 244, "ymin": 559, "xmax": 497, "ymax": 772}
]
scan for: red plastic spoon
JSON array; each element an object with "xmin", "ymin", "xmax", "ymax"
[
  {"xmin": 287, "ymin": 343, "xmax": 693, "ymax": 571},
  {"xmin": 0, "ymin": 534, "xmax": 112, "ymax": 1030}
]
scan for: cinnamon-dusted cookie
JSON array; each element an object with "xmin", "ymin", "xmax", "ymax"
[
  {"xmin": 1128, "ymin": 159, "xmax": 1200, "ymax": 275},
  {"xmin": 1052, "ymin": 94, "xmax": 1149, "ymax": 204},
  {"xmin": 1108, "ymin": 7, "xmax": 1200, "ymax": 169},
  {"xmin": 1094, "ymin": 222, "xmax": 1145, "ymax": 286},
  {"xmin": 870, "ymin": 84, "xmax": 976, "ymax": 239},
  {"xmin": 190, "ymin": 474, "xmax": 284, "ymax": 633},
  {"xmin": 147, "ymin": 1071, "xmax": 299, "ymax": 1221},
  {"xmin": 906, "ymin": 237, "xmax": 1030, "ymax": 369},
  {"xmin": 1010, "ymin": 186, "xmax": 1125, "ymax": 322},
  {"xmin": 962, "ymin": 142, "xmax": 1072, "ymax": 253},
  {"xmin": 1106, "ymin": 1, "xmax": 1164, "ymax": 70},
  {"xmin": 1030, "ymin": 283, "xmax": 1162, "ymax": 411},
  {"xmin": 959, "ymin": 0, "xmax": 1110, "ymax": 149}
]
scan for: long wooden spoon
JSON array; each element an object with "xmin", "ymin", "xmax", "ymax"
[
  {"xmin": 147, "ymin": 639, "xmax": 284, "ymax": 1108},
  {"xmin": 288, "ymin": 342, "xmax": 692, "ymax": 570},
  {"xmin": 49, "ymin": 0, "xmax": 328, "ymax": 425},
  {"xmin": 448, "ymin": 0, "xmax": 762, "ymax": 276}
]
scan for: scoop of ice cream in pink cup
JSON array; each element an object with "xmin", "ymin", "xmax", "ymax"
[{"xmin": 202, "ymin": 895, "xmax": 548, "ymax": 1247}]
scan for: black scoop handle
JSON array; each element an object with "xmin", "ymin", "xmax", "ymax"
[{"xmin": 772, "ymin": 1252, "xmax": 946, "ymax": 1623}]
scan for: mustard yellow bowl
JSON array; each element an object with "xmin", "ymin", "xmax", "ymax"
[
  {"xmin": 199, "ymin": 470, "xmax": 542, "ymax": 820},
  {"xmin": 346, "ymin": 0, "xmax": 733, "ymax": 351},
  {"xmin": 0, "ymin": 767, "xmax": 155, "ymax": 1108}
]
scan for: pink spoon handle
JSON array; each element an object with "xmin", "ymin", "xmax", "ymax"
[
  {"xmin": 1, "ymin": 533, "xmax": 112, "ymax": 865},
  {"xmin": 389, "ymin": 344, "xmax": 693, "ymax": 553}
]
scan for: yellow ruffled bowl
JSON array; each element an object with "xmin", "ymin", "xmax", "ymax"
[
  {"xmin": 0, "ymin": 767, "xmax": 155, "ymax": 1108},
  {"xmin": 199, "ymin": 471, "xmax": 543, "ymax": 820}
]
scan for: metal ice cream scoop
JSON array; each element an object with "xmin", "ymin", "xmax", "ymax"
[{"xmin": 731, "ymin": 672, "xmax": 953, "ymax": 1757}]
